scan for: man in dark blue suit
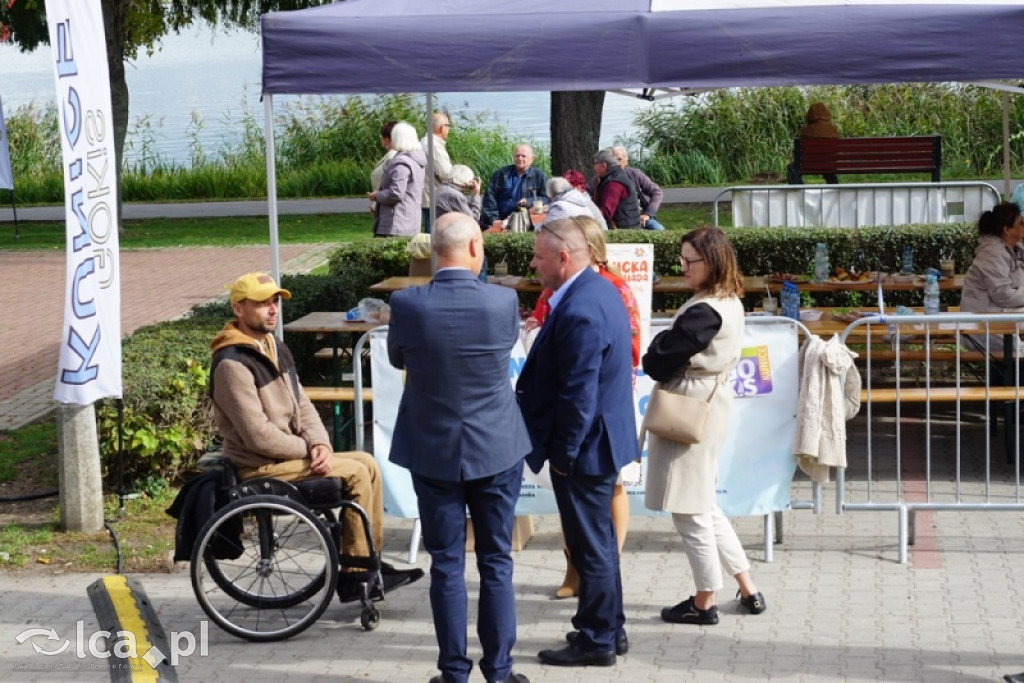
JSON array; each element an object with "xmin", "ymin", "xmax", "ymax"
[
  {"xmin": 516, "ymin": 218, "xmax": 639, "ymax": 668},
  {"xmin": 388, "ymin": 212, "xmax": 532, "ymax": 683}
]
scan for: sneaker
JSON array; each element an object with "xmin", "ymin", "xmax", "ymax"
[
  {"xmin": 737, "ymin": 590, "xmax": 767, "ymax": 615},
  {"xmin": 661, "ymin": 596, "xmax": 719, "ymax": 625}
]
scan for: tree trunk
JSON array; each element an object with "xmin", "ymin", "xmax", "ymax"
[
  {"xmin": 550, "ymin": 91, "xmax": 605, "ymax": 177},
  {"xmin": 101, "ymin": 0, "xmax": 127, "ymax": 229}
]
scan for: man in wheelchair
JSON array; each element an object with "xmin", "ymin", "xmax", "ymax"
[{"xmin": 209, "ymin": 272, "xmax": 423, "ymax": 601}]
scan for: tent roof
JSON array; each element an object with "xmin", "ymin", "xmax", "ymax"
[{"xmin": 261, "ymin": 0, "xmax": 1024, "ymax": 95}]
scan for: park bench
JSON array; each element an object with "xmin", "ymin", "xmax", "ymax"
[{"xmin": 787, "ymin": 135, "xmax": 942, "ymax": 184}]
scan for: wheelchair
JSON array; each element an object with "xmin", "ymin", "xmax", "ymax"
[{"xmin": 189, "ymin": 456, "xmax": 384, "ymax": 642}]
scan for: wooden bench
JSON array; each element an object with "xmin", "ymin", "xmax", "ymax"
[
  {"xmin": 788, "ymin": 135, "xmax": 941, "ymax": 184},
  {"xmin": 855, "ymin": 349, "xmax": 990, "ymax": 364},
  {"xmin": 304, "ymin": 386, "xmax": 373, "ymax": 403},
  {"xmin": 859, "ymin": 386, "xmax": 1021, "ymax": 403}
]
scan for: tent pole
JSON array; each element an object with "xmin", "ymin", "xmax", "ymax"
[
  {"xmin": 264, "ymin": 95, "xmax": 283, "ymax": 341},
  {"xmin": 425, "ymin": 93, "xmax": 436, "ymax": 233},
  {"xmin": 426, "ymin": 93, "xmax": 437, "ymax": 274},
  {"xmin": 1003, "ymin": 90, "xmax": 1011, "ymax": 200}
]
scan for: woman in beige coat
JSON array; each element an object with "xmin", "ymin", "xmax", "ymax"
[{"xmin": 643, "ymin": 227, "xmax": 766, "ymax": 625}]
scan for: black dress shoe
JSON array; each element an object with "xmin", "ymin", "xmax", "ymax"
[
  {"xmin": 737, "ymin": 590, "xmax": 767, "ymax": 615},
  {"xmin": 538, "ymin": 643, "xmax": 615, "ymax": 667},
  {"xmin": 497, "ymin": 672, "xmax": 529, "ymax": 683},
  {"xmin": 565, "ymin": 629, "xmax": 629, "ymax": 655},
  {"xmin": 661, "ymin": 596, "xmax": 719, "ymax": 625},
  {"xmin": 1004, "ymin": 674, "xmax": 1024, "ymax": 683}
]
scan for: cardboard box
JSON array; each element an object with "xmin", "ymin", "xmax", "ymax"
[{"xmin": 465, "ymin": 515, "xmax": 534, "ymax": 552}]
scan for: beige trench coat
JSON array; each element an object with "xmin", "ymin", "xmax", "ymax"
[{"xmin": 644, "ymin": 293, "xmax": 744, "ymax": 515}]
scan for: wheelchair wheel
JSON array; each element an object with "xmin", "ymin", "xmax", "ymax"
[{"xmin": 191, "ymin": 494, "xmax": 338, "ymax": 642}]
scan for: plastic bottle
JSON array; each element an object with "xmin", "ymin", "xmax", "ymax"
[
  {"xmin": 813, "ymin": 243, "xmax": 830, "ymax": 283},
  {"xmin": 923, "ymin": 273, "xmax": 940, "ymax": 314},
  {"xmin": 781, "ymin": 281, "xmax": 800, "ymax": 320},
  {"xmin": 901, "ymin": 245, "xmax": 915, "ymax": 274}
]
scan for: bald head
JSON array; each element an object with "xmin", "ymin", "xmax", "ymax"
[
  {"xmin": 531, "ymin": 218, "xmax": 589, "ymax": 291},
  {"xmin": 432, "ymin": 112, "xmax": 450, "ymax": 140},
  {"xmin": 433, "ymin": 212, "xmax": 484, "ymax": 274}
]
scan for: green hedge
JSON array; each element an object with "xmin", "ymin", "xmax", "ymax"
[
  {"xmin": 95, "ymin": 318, "xmax": 222, "ymax": 492},
  {"xmin": 324, "ymin": 222, "xmax": 978, "ymax": 310}
]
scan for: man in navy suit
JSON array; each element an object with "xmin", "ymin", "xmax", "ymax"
[
  {"xmin": 388, "ymin": 212, "xmax": 532, "ymax": 683},
  {"xmin": 516, "ymin": 218, "xmax": 639, "ymax": 668}
]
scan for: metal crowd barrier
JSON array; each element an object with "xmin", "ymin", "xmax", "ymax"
[
  {"xmin": 714, "ymin": 181, "xmax": 1000, "ymax": 228},
  {"xmin": 835, "ymin": 312, "xmax": 1024, "ymax": 564}
]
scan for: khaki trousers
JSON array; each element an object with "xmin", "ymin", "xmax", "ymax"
[
  {"xmin": 239, "ymin": 451, "xmax": 384, "ymax": 567},
  {"xmin": 671, "ymin": 505, "xmax": 751, "ymax": 593}
]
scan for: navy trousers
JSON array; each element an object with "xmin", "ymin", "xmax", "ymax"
[
  {"xmin": 551, "ymin": 469, "xmax": 624, "ymax": 651},
  {"xmin": 412, "ymin": 461, "xmax": 524, "ymax": 683}
]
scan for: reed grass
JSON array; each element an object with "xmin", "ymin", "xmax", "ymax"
[{"xmin": 4, "ymin": 84, "xmax": 1022, "ymax": 204}]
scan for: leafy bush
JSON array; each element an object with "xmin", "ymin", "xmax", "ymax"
[{"xmin": 95, "ymin": 319, "xmax": 222, "ymax": 490}]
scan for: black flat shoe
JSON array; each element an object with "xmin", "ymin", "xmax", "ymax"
[
  {"xmin": 538, "ymin": 643, "xmax": 616, "ymax": 667},
  {"xmin": 737, "ymin": 590, "xmax": 767, "ymax": 615},
  {"xmin": 565, "ymin": 629, "xmax": 629, "ymax": 655},
  {"xmin": 661, "ymin": 596, "xmax": 719, "ymax": 625}
]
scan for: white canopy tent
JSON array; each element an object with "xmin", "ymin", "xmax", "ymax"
[{"xmin": 259, "ymin": 0, "xmax": 1024, "ymax": 283}]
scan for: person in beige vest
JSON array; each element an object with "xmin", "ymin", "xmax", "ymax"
[{"xmin": 642, "ymin": 228, "xmax": 767, "ymax": 625}]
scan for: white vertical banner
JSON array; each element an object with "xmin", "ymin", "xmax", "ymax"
[
  {"xmin": 0, "ymin": 95, "xmax": 13, "ymax": 190},
  {"xmin": 47, "ymin": 0, "xmax": 122, "ymax": 404}
]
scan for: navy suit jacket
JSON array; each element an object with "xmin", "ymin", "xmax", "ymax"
[
  {"xmin": 387, "ymin": 268, "xmax": 531, "ymax": 481},
  {"xmin": 516, "ymin": 267, "xmax": 639, "ymax": 476}
]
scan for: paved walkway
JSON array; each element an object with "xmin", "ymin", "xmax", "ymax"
[
  {"xmin": 2, "ymin": 487, "xmax": 1024, "ymax": 682},
  {"xmin": 0, "ymin": 244, "xmax": 334, "ymax": 430}
]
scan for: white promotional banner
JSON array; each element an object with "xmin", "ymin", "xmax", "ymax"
[
  {"xmin": 47, "ymin": 0, "xmax": 122, "ymax": 404},
  {"xmin": 369, "ymin": 316, "xmax": 800, "ymax": 520},
  {"xmin": 605, "ymin": 242, "xmax": 654, "ymax": 353},
  {"xmin": 0, "ymin": 95, "xmax": 13, "ymax": 190}
]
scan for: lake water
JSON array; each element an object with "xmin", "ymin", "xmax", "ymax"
[{"xmin": 0, "ymin": 25, "xmax": 655, "ymax": 167}]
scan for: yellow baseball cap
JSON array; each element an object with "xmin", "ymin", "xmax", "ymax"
[{"xmin": 228, "ymin": 272, "xmax": 292, "ymax": 304}]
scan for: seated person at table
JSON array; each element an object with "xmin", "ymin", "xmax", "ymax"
[
  {"xmin": 210, "ymin": 272, "xmax": 423, "ymax": 600},
  {"xmin": 480, "ymin": 144, "xmax": 549, "ymax": 229},
  {"xmin": 592, "ymin": 147, "xmax": 641, "ymax": 229},
  {"xmin": 586, "ymin": 147, "xmax": 664, "ymax": 230},
  {"xmin": 960, "ymin": 202, "xmax": 1024, "ymax": 354},
  {"xmin": 434, "ymin": 164, "xmax": 482, "ymax": 223},
  {"xmin": 545, "ymin": 176, "xmax": 606, "ymax": 228}
]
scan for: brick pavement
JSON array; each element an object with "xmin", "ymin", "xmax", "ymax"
[{"xmin": 0, "ymin": 244, "xmax": 331, "ymax": 430}]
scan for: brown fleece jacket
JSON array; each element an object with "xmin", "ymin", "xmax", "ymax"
[{"xmin": 209, "ymin": 321, "xmax": 330, "ymax": 470}]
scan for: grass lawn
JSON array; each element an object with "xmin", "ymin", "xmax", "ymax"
[
  {"xmin": 0, "ymin": 203, "xmax": 720, "ymax": 251},
  {"xmin": 0, "ymin": 413, "xmax": 178, "ymax": 573}
]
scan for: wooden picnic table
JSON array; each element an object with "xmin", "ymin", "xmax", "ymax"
[
  {"xmin": 283, "ymin": 313, "xmax": 383, "ymax": 448},
  {"xmin": 371, "ymin": 274, "xmax": 965, "ymax": 296}
]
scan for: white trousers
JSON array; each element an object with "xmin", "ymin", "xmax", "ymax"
[{"xmin": 671, "ymin": 504, "xmax": 751, "ymax": 593}]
